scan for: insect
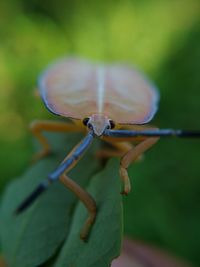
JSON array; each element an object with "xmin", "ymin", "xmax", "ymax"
[{"xmin": 16, "ymin": 57, "xmax": 200, "ymax": 240}]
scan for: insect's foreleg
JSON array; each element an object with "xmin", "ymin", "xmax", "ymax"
[
  {"xmin": 60, "ymin": 174, "xmax": 96, "ymax": 241},
  {"xmin": 15, "ymin": 132, "xmax": 94, "ymax": 214},
  {"xmin": 119, "ymin": 137, "xmax": 159, "ymax": 195},
  {"xmin": 30, "ymin": 120, "xmax": 83, "ymax": 162}
]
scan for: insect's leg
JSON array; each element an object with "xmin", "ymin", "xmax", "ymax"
[
  {"xmin": 60, "ymin": 174, "xmax": 96, "ymax": 240},
  {"xmin": 99, "ymin": 124, "xmax": 158, "ymax": 159},
  {"xmin": 119, "ymin": 137, "xmax": 159, "ymax": 195},
  {"xmin": 33, "ymin": 88, "xmax": 40, "ymax": 98},
  {"xmin": 16, "ymin": 132, "xmax": 94, "ymax": 214},
  {"xmin": 96, "ymin": 140, "xmax": 133, "ymax": 159},
  {"xmin": 30, "ymin": 120, "xmax": 83, "ymax": 162}
]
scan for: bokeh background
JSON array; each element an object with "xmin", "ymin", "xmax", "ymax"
[{"xmin": 0, "ymin": 0, "xmax": 200, "ymax": 266}]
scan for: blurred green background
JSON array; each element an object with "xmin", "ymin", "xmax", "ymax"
[{"xmin": 0, "ymin": 0, "xmax": 200, "ymax": 265}]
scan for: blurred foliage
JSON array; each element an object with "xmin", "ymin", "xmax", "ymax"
[{"xmin": 0, "ymin": 0, "xmax": 200, "ymax": 266}]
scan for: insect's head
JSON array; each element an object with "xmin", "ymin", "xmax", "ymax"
[{"xmin": 83, "ymin": 114, "xmax": 115, "ymax": 136}]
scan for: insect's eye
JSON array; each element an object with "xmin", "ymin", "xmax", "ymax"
[
  {"xmin": 109, "ymin": 120, "xmax": 115, "ymax": 129},
  {"xmin": 82, "ymin": 117, "xmax": 90, "ymax": 126}
]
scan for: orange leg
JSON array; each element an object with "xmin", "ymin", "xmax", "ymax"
[
  {"xmin": 119, "ymin": 137, "xmax": 159, "ymax": 194},
  {"xmin": 96, "ymin": 141, "xmax": 133, "ymax": 159},
  {"xmin": 102, "ymin": 125, "xmax": 159, "ymax": 194},
  {"xmin": 30, "ymin": 120, "xmax": 84, "ymax": 162},
  {"xmin": 56, "ymin": 137, "xmax": 97, "ymax": 241},
  {"xmin": 33, "ymin": 88, "xmax": 40, "ymax": 98},
  {"xmin": 18, "ymin": 124, "xmax": 96, "ymax": 240},
  {"xmin": 60, "ymin": 174, "xmax": 96, "ymax": 241}
]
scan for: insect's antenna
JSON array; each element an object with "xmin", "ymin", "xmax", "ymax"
[
  {"xmin": 15, "ymin": 180, "xmax": 50, "ymax": 214},
  {"xmin": 15, "ymin": 131, "xmax": 94, "ymax": 214},
  {"xmin": 103, "ymin": 129, "xmax": 200, "ymax": 138}
]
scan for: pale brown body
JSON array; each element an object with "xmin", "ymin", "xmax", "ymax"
[{"xmin": 18, "ymin": 58, "xmax": 199, "ymax": 241}]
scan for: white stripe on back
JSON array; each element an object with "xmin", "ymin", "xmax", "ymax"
[{"xmin": 97, "ymin": 66, "xmax": 105, "ymax": 113}]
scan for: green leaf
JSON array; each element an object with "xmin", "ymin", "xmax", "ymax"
[
  {"xmin": 54, "ymin": 159, "xmax": 123, "ymax": 267},
  {"xmin": 0, "ymin": 133, "xmax": 99, "ymax": 267},
  {"xmin": 0, "ymin": 133, "xmax": 123, "ymax": 267}
]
